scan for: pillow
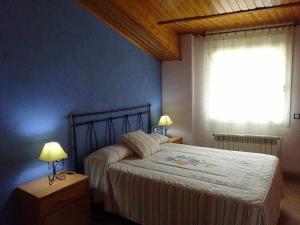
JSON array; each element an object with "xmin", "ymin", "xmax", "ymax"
[
  {"xmin": 148, "ymin": 133, "xmax": 169, "ymax": 144},
  {"xmin": 121, "ymin": 130, "xmax": 159, "ymax": 158},
  {"xmin": 85, "ymin": 143, "xmax": 134, "ymax": 164}
]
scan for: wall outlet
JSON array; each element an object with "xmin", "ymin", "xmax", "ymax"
[{"xmin": 153, "ymin": 127, "xmax": 161, "ymax": 133}]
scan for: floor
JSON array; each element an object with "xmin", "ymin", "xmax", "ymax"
[
  {"xmin": 278, "ymin": 178, "xmax": 300, "ymax": 225},
  {"xmin": 93, "ymin": 178, "xmax": 300, "ymax": 225}
]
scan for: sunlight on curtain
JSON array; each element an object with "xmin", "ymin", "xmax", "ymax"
[{"xmin": 202, "ymin": 27, "xmax": 293, "ymax": 136}]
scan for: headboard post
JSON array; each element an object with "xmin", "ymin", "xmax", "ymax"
[
  {"xmin": 70, "ymin": 113, "xmax": 79, "ymax": 171},
  {"xmin": 148, "ymin": 104, "xmax": 152, "ymax": 133}
]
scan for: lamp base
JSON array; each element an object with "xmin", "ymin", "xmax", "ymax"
[
  {"xmin": 48, "ymin": 161, "xmax": 65, "ymax": 185},
  {"xmin": 164, "ymin": 126, "xmax": 170, "ymax": 137}
]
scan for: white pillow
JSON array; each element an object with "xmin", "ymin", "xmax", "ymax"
[
  {"xmin": 121, "ymin": 130, "xmax": 159, "ymax": 158},
  {"xmin": 148, "ymin": 133, "xmax": 169, "ymax": 144},
  {"xmin": 85, "ymin": 143, "xmax": 134, "ymax": 163}
]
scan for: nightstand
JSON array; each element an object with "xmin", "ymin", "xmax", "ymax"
[
  {"xmin": 169, "ymin": 136, "xmax": 183, "ymax": 144},
  {"xmin": 17, "ymin": 173, "xmax": 91, "ymax": 225}
]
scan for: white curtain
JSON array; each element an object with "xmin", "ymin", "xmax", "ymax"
[{"xmin": 201, "ymin": 26, "xmax": 293, "ymax": 136}]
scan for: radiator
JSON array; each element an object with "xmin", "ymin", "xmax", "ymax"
[{"xmin": 213, "ymin": 133, "xmax": 281, "ymax": 157}]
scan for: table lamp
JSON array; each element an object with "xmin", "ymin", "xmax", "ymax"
[
  {"xmin": 39, "ymin": 142, "xmax": 68, "ymax": 185},
  {"xmin": 158, "ymin": 115, "xmax": 173, "ymax": 136}
]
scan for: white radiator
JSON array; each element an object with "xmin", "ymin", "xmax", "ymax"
[{"xmin": 213, "ymin": 133, "xmax": 281, "ymax": 157}]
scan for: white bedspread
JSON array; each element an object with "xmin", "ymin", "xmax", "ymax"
[{"xmin": 86, "ymin": 143, "xmax": 282, "ymax": 225}]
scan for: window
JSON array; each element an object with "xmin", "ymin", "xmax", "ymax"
[{"xmin": 202, "ymin": 27, "xmax": 293, "ymax": 135}]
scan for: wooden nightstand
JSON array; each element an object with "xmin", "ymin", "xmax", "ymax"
[
  {"xmin": 17, "ymin": 173, "xmax": 91, "ymax": 225},
  {"xmin": 169, "ymin": 136, "xmax": 183, "ymax": 144}
]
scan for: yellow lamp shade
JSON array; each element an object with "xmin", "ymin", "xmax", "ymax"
[
  {"xmin": 158, "ymin": 115, "xmax": 173, "ymax": 126},
  {"xmin": 39, "ymin": 142, "xmax": 68, "ymax": 162}
]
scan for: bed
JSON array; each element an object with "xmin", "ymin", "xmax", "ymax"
[
  {"xmin": 85, "ymin": 142, "xmax": 282, "ymax": 225},
  {"xmin": 70, "ymin": 104, "xmax": 282, "ymax": 225}
]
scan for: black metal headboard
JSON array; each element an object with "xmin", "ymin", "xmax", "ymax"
[{"xmin": 69, "ymin": 104, "xmax": 151, "ymax": 171}]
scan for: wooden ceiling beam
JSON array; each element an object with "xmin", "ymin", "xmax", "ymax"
[
  {"xmin": 158, "ymin": 1, "xmax": 300, "ymax": 25},
  {"xmin": 77, "ymin": 0, "xmax": 180, "ymax": 61}
]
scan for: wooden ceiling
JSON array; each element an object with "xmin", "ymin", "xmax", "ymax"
[{"xmin": 77, "ymin": 0, "xmax": 300, "ymax": 61}]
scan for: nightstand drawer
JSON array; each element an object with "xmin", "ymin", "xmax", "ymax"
[
  {"xmin": 43, "ymin": 196, "xmax": 91, "ymax": 225},
  {"xmin": 40, "ymin": 180, "xmax": 88, "ymax": 216}
]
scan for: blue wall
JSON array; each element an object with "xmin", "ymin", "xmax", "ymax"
[{"xmin": 0, "ymin": 0, "xmax": 161, "ymax": 223}]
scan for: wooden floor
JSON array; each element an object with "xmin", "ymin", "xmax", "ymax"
[
  {"xmin": 93, "ymin": 178, "xmax": 300, "ymax": 225},
  {"xmin": 278, "ymin": 178, "xmax": 300, "ymax": 225}
]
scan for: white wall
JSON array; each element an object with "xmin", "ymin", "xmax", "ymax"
[
  {"xmin": 162, "ymin": 27, "xmax": 300, "ymax": 176},
  {"xmin": 162, "ymin": 35, "xmax": 193, "ymax": 144},
  {"xmin": 282, "ymin": 26, "xmax": 300, "ymax": 176}
]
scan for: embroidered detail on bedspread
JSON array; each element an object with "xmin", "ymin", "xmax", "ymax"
[{"xmin": 165, "ymin": 155, "xmax": 201, "ymax": 166}]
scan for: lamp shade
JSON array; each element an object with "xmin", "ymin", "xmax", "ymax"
[
  {"xmin": 158, "ymin": 115, "xmax": 173, "ymax": 126},
  {"xmin": 39, "ymin": 142, "xmax": 68, "ymax": 162}
]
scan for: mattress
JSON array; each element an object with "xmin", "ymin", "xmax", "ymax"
[{"xmin": 86, "ymin": 143, "xmax": 282, "ymax": 225}]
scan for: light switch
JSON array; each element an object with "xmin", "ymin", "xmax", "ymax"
[{"xmin": 294, "ymin": 113, "xmax": 300, "ymax": 119}]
